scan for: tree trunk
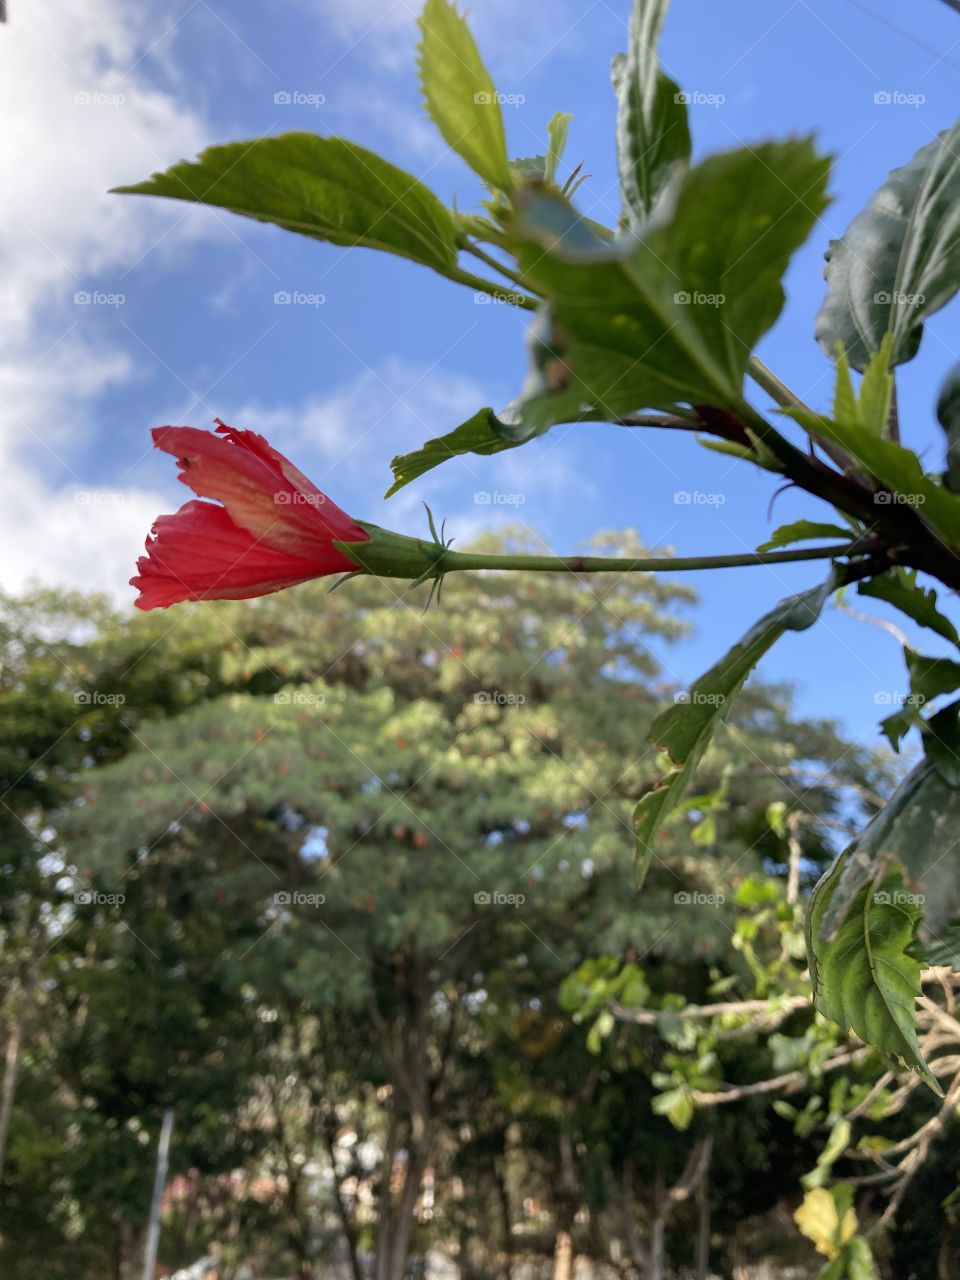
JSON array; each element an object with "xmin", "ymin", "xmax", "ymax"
[
  {"xmin": 695, "ymin": 1151, "xmax": 710, "ymax": 1280},
  {"xmin": 374, "ymin": 1108, "xmax": 400, "ymax": 1280},
  {"xmin": 552, "ymin": 1130, "xmax": 578, "ymax": 1280},
  {"xmin": 646, "ymin": 1169, "xmax": 666, "ymax": 1280},
  {"xmin": 387, "ymin": 1139, "xmax": 426, "ymax": 1280},
  {"xmin": 495, "ymin": 1160, "xmax": 513, "ymax": 1280},
  {"xmin": 141, "ymin": 1108, "xmax": 174, "ymax": 1280},
  {"xmin": 322, "ymin": 1119, "xmax": 364, "ymax": 1280},
  {"xmin": 0, "ymin": 1014, "xmax": 22, "ymax": 1184}
]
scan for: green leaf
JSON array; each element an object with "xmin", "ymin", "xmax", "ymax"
[
  {"xmin": 815, "ymin": 123, "xmax": 960, "ymax": 370},
  {"xmin": 612, "ymin": 0, "xmax": 691, "ymax": 227},
  {"xmin": 879, "ymin": 707, "xmax": 917, "ymax": 753},
  {"xmin": 810, "ymin": 724, "xmax": 960, "ymax": 1009},
  {"xmin": 858, "ymin": 338, "xmax": 895, "ymax": 435},
  {"xmin": 511, "ymin": 155, "xmax": 548, "ymax": 182},
  {"xmin": 785, "ymin": 406, "xmax": 960, "ymax": 548},
  {"xmin": 919, "ymin": 922, "xmax": 960, "ymax": 968},
  {"xmin": 114, "ymin": 133, "xmax": 458, "ymax": 274},
  {"xmin": 905, "ymin": 647, "xmax": 960, "ymax": 704},
  {"xmin": 545, "ymin": 111, "xmax": 573, "ymax": 185},
  {"xmin": 807, "ymin": 854, "xmax": 941, "ymax": 1093},
  {"xmin": 509, "ymin": 139, "xmax": 830, "ymax": 434},
  {"xmin": 845, "ymin": 1236, "xmax": 880, "ymax": 1280},
  {"xmin": 937, "ymin": 362, "xmax": 960, "ymax": 493},
  {"xmin": 925, "ymin": 699, "xmax": 960, "ymax": 787},
  {"xmin": 634, "ymin": 572, "xmax": 838, "ymax": 884},
  {"xmin": 801, "ymin": 1117, "xmax": 852, "ymax": 1189},
  {"xmin": 417, "ymin": 0, "xmax": 513, "ymax": 191},
  {"xmin": 386, "ymin": 407, "xmax": 516, "ymax": 495},
  {"xmin": 858, "ymin": 568, "xmax": 959, "ymax": 647},
  {"xmin": 831, "ymin": 338, "xmax": 894, "ymax": 436},
  {"xmin": 651, "ymin": 1084, "xmax": 694, "ymax": 1130},
  {"xmin": 757, "ymin": 520, "xmax": 852, "ymax": 554}
]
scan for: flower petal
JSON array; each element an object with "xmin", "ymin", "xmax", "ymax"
[
  {"xmin": 130, "ymin": 500, "xmax": 358, "ymax": 610},
  {"xmin": 151, "ymin": 424, "xmax": 366, "ymax": 557}
]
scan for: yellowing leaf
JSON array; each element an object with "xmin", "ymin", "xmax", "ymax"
[{"xmin": 794, "ymin": 1187, "xmax": 856, "ymax": 1259}]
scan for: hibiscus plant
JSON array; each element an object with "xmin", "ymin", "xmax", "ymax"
[{"xmin": 117, "ymin": 0, "xmax": 960, "ymax": 1105}]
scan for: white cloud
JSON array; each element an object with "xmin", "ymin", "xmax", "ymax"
[{"xmin": 0, "ymin": 0, "xmax": 214, "ymax": 598}]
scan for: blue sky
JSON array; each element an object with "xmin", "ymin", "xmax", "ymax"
[{"xmin": 2, "ymin": 0, "xmax": 959, "ymax": 750}]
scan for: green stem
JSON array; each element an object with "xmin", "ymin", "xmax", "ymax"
[
  {"xmin": 748, "ymin": 357, "xmax": 854, "ymax": 473},
  {"xmin": 345, "ymin": 525, "xmax": 871, "ymax": 582},
  {"xmin": 462, "ymin": 241, "xmax": 535, "ymax": 293},
  {"xmin": 747, "ymin": 356, "xmax": 812, "ymax": 415},
  {"xmin": 438, "ymin": 543, "xmax": 861, "ymax": 575}
]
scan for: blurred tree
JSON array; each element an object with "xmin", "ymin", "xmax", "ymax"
[{"xmin": 0, "ymin": 532, "xmax": 899, "ymax": 1278}]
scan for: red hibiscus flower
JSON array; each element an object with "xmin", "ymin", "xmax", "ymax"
[{"xmin": 131, "ymin": 419, "xmax": 369, "ymax": 610}]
